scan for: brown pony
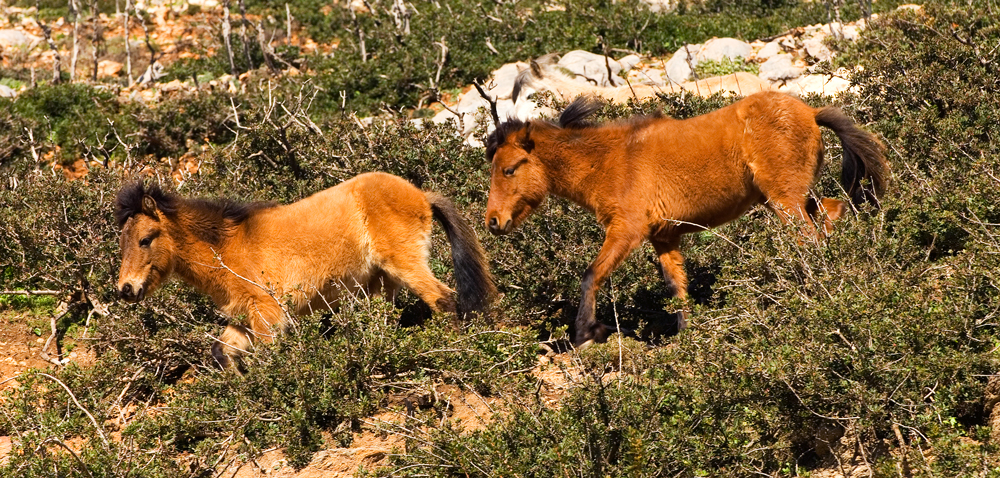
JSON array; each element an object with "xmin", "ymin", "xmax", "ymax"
[
  {"xmin": 116, "ymin": 172, "xmax": 495, "ymax": 366},
  {"xmin": 484, "ymin": 91, "xmax": 887, "ymax": 346}
]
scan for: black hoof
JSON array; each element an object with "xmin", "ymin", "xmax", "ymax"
[
  {"xmin": 211, "ymin": 342, "xmax": 231, "ymax": 369},
  {"xmin": 574, "ymin": 322, "xmax": 614, "ymax": 347}
]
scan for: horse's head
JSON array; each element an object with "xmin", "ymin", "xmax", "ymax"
[
  {"xmin": 485, "ymin": 120, "xmax": 549, "ymax": 235},
  {"xmin": 115, "ymin": 182, "xmax": 178, "ymax": 303}
]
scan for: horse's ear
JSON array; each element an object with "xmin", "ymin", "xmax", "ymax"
[
  {"xmin": 521, "ymin": 122, "xmax": 535, "ymax": 154},
  {"xmin": 142, "ymin": 195, "xmax": 159, "ymax": 218}
]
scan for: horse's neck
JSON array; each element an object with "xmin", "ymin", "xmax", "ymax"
[
  {"xmin": 537, "ymin": 129, "xmax": 618, "ymax": 214},
  {"xmin": 168, "ymin": 219, "xmax": 241, "ymax": 308}
]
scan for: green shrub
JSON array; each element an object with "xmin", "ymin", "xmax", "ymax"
[
  {"xmin": 694, "ymin": 57, "xmax": 759, "ymax": 78},
  {"xmin": 1, "ymin": 1, "xmax": 998, "ymax": 475}
]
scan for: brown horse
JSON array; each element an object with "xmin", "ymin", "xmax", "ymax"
[
  {"xmin": 484, "ymin": 91, "xmax": 887, "ymax": 346},
  {"xmin": 116, "ymin": 172, "xmax": 495, "ymax": 367}
]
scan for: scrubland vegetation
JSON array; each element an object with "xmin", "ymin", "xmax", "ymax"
[{"xmin": 1, "ymin": 0, "xmax": 999, "ymax": 476}]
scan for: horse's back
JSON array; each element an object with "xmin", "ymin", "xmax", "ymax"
[
  {"xmin": 631, "ymin": 92, "xmax": 822, "ymax": 231},
  {"xmin": 238, "ymin": 173, "xmax": 430, "ymax": 307},
  {"xmin": 630, "ymin": 101, "xmax": 757, "ymax": 227}
]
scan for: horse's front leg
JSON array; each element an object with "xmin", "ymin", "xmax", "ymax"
[
  {"xmin": 212, "ymin": 296, "xmax": 288, "ymax": 368},
  {"xmin": 575, "ymin": 227, "xmax": 643, "ymax": 347}
]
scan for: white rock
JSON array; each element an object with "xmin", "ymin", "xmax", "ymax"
[
  {"xmin": 779, "ymin": 74, "xmax": 851, "ymax": 97},
  {"xmin": 756, "ymin": 40, "xmax": 784, "ymax": 61},
  {"xmin": 630, "ymin": 67, "xmax": 666, "ymax": 86},
  {"xmin": 663, "ymin": 44, "xmax": 700, "ymax": 85},
  {"xmin": 97, "ymin": 60, "xmax": 123, "ymax": 78},
  {"xmin": 557, "ymin": 50, "xmax": 639, "ymax": 87},
  {"xmin": 640, "ymin": 0, "xmax": 676, "ymax": 13},
  {"xmin": 0, "ymin": 29, "xmax": 41, "ymax": 49},
  {"xmin": 778, "ymin": 36, "xmax": 799, "ymax": 51},
  {"xmin": 804, "ymin": 35, "xmax": 834, "ymax": 62},
  {"xmin": 136, "ymin": 61, "xmax": 165, "ymax": 84},
  {"xmin": 0, "ymin": 84, "xmax": 15, "ymax": 98},
  {"xmin": 759, "ymin": 54, "xmax": 804, "ymax": 82},
  {"xmin": 619, "ymin": 54, "xmax": 642, "ymax": 71},
  {"xmin": 481, "ymin": 62, "xmax": 524, "ymax": 100},
  {"xmin": 825, "ymin": 22, "xmax": 861, "ymax": 42},
  {"xmin": 697, "ymin": 38, "xmax": 752, "ymax": 63},
  {"xmin": 840, "ymin": 24, "xmax": 861, "ymax": 41}
]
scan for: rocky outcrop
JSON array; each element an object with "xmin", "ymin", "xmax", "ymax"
[{"xmin": 434, "ymin": 14, "xmax": 884, "ymax": 144}]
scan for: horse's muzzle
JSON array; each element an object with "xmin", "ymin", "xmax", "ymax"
[
  {"xmin": 487, "ymin": 216, "xmax": 512, "ymax": 235},
  {"xmin": 119, "ymin": 283, "xmax": 145, "ymax": 302}
]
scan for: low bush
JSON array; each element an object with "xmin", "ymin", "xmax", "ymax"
[{"xmin": 0, "ymin": 0, "xmax": 997, "ymax": 475}]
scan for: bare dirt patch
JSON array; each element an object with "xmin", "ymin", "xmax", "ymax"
[
  {"xmin": 0, "ymin": 310, "xmax": 64, "ymax": 390},
  {"xmin": 220, "ymin": 379, "xmax": 514, "ymax": 478}
]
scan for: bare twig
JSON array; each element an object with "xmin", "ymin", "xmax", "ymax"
[
  {"xmin": 348, "ymin": 3, "xmax": 367, "ymax": 63},
  {"xmin": 472, "ymin": 80, "xmax": 499, "ymax": 126},
  {"xmin": 432, "ymin": 37, "xmax": 448, "ymax": 89},
  {"xmin": 285, "ymin": 3, "xmax": 292, "ymax": 43},
  {"xmin": 255, "ymin": 21, "xmax": 278, "ymax": 73},
  {"xmin": 238, "ymin": 0, "xmax": 253, "ymax": 70},
  {"xmin": 35, "ymin": 372, "xmax": 110, "ymax": 448},
  {"xmin": 124, "ymin": 0, "xmax": 133, "ymax": 84},
  {"xmin": 0, "ymin": 290, "xmax": 61, "ymax": 295},
  {"xmin": 34, "ymin": 437, "xmax": 95, "ymax": 478},
  {"xmin": 90, "ymin": 0, "xmax": 103, "ymax": 82}
]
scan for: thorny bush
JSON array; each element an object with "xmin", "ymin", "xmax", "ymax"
[{"xmin": 0, "ymin": 0, "xmax": 998, "ymax": 476}]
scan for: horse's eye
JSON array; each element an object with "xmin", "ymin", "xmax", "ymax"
[
  {"xmin": 503, "ymin": 166, "xmax": 516, "ymax": 177},
  {"xmin": 139, "ymin": 236, "xmax": 153, "ymax": 248}
]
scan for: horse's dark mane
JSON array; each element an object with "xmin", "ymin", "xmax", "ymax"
[
  {"xmin": 115, "ymin": 181, "xmax": 177, "ymax": 227},
  {"xmin": 115, "ymin": 181, "xmax": 276, "ymax": 245},
  {"xmin": 558, "ymin": 97, "xmax": 603, "ymax": 128},
  {"xmin": 486, "ymin": 118, "xmax": 528, "ymax": 162},
  {"xmin": 486, "ymin": 97, "xmax": 668, "ymax": 161},
  {"xmin": 487, "ymin": 97, "xmax": 605, "ymax": 161}
]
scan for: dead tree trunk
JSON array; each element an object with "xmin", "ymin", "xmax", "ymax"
[
  {"xmin": 69, "ymin": 0, "xmax": 80, "ymax": 81},
  {"xmin": 222, "ymin": 0, "xmax": 237, "ymax": 76}
]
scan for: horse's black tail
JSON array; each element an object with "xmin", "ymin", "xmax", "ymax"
[
  {"xmin": 426, "ymin": 193, "xmax": 496, "ymax": 317},
  {"xmin": 815, "ymin": 106, "xmax": 889, "ymax": 207}
]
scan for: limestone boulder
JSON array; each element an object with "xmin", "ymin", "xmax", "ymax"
[
  {"xmin": 759, "ymin": 54, "xmax": 804, "ymax": 82},
  {"xmin": 97, "ymin": 60, "xmax": 123, "ymax": 78},
  {"xmin": 779, "ymin": 74, "xmax": 851, "ymax": 97},
  {"xmin": 663, "ymin": 44, "xmax": 700, "ymax": 85},
  {"xmin": 557, "ymin": 50, "xmax": 641, "ymax": 87},
  {"xmin": 697, "ymin": 38, "xmax": 752, "ymax": 63},
  {"xmin": 0, "ymin": 29, "xmax": 41, "ymax": 50}
]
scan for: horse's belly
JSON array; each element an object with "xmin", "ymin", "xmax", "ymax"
[
  {"xmin": 648, "ymin": 178, "xmax": 760, "ymax": 234},
  {"xmin": 289, "ymin": 263, "xmax": 402, "ymax": 316}
]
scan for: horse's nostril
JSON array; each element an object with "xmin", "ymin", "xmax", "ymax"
[
  {"xmin": 502, "ymin": 219, "xmax": 512, "ymax": 232},
  {"xmin": 120, "ymin": 283, "xmax": 133, "ymax": 299},
  {"xmin": 489, "ymin": 217, "xmax": 498, "ymax": 228}
]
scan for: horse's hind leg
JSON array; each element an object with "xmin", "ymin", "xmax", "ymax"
[
  {"xmin": 380, "ymin": 249, "xmax": 458, "ymax": 315},
  {"xmin": 806, "ymin": 197, "xmax": 847, "ymax": 237},
  {"xmin": 651, "ymin": 237, "xmax": 689, "ymax": 332},
  {"xmin": 754, "ymin": 173, "xmax": 821, "ymax": 240},
  {"xmin": 752, "ymin": 130, "xmax": 827, "ymax": 240}
]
